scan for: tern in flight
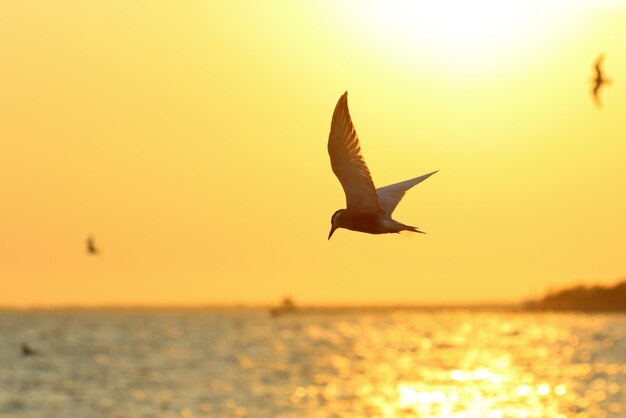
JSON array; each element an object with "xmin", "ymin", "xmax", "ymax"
[
  {"xmin": 327, "ymin": 92, "xmax": 437, "ymax": 239},
  {"xmin": 86, "ymin": 236, "xmax": 99, "ymax": 255},
  {"xmin": 592, "ymin": 54, "xmax": 611, "ymax": 107}
]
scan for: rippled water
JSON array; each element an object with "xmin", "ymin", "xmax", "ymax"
[{"xmin": 1, "ymin": 309, "xmax": 625, "ymax": 418}]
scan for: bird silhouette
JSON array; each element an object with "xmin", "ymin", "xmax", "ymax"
[
  {"xmin": 327, "ymin": 92, "xmax": 437, "ymax": 239},
  {"xmin": 86, "ymin": 236, "xmax": 99, "ymax": 255},
  {"xmin": 592, "ymin": 54, "xmax": 611, "ymax": 107}
]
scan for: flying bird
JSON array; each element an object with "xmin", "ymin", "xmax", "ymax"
[
  {"xmin": 592, "ymin": 54, "xmax": 611, "ymax": 107},
  {"xmin": 86, "ymin": 236, "xmax": 99, "ymax": 255},
  {"xmin": 327, "ymin": 92, "xmax": 437, "ymax": 239}
]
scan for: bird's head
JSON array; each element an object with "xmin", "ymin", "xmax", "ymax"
[{"xmin": 328, "ymin": 209, "xmax": 346, "ymax": 240}]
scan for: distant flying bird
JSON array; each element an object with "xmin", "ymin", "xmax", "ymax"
[
  {"xmin": 327, "ymin": 92, "xmax": 437, "ymax": 239},
  {"xmin": 86, "ymin": 236, "xmax": 99, "ymax": 255},
  {"xmin": 592, "ymin": 54, "xmax": 611, "ymax": 107}
]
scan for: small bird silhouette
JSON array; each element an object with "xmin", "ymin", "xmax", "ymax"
[
  {"xmin": 86, "ymin": 236, "xmax": 99, "ymax": 255},
  {"xmin": 592, "ymin": 54, "xmax": 611, "ymax": 107},
  {"xmin": 327, "ymin": 92, "xmax": 437, "ymax": 239}
]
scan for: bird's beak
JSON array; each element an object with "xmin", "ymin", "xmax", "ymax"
[{"xmin": 328, "ymin": 226, "xmax": 337, "ymax": 240}]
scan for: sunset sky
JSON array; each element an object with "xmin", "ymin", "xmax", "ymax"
[{"xmin": 2, "ymin": 1, "xmax": 626, "ymax": 307}]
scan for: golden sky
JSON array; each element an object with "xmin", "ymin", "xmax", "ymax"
[{"xmin": 2, "ymin": 1, "xmax": 626, "ymax": 307}]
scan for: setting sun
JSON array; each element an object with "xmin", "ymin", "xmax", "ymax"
[{"xmin": 330, "ymin": 0, "xmax": 577, "ymax": 74}]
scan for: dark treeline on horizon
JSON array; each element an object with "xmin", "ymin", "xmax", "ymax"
[{"xmin": 526, "ymin": 279, "xmax": 626, "ymax": 312}]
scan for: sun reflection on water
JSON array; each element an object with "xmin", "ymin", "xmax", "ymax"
[{"xmin": 299, "ymin": 312, "xmax": 626, "ymax": 418}]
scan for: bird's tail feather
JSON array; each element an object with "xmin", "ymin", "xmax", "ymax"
[
  {"xmin": 401, "ymin": 224, "xmax": 426, "ymax": 234},
  {"xmin": 384, "ymin": 219, "xmax": 426, "ymax": 234},
  {"xmin": 406, "ymin": 225, "xmax": 426, "ymax": 234}
]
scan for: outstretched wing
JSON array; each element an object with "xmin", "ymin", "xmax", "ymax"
[
  {"xmin": 328, "ymin": 92, "xmax": 383, "ymax": 213},
  {"xmin": 592, "ymin": 81, "xmax": 603, "ymax": 106},
  {"xmin": 376, "ymin": 171, "xmax": 438, "ymax": 216},
  {"xmin": 594, "ymin": 54, "xmax": 605, "ymax": 78}
]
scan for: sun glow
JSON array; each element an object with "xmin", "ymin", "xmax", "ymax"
[{"xmin": 331, "ymin": 0, "xmax": 572, "ymax": 74}]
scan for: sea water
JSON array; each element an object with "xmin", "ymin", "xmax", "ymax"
[{"xmin": 1, "ymin": 309, "xmax": 625, "ymax": 417}]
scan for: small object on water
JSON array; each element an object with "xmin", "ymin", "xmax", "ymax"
[
  {"xmin": 270, "ymin": 296, "xmax": 297, "ymax": 317},
  {"xmin": 21, "ymin": 343, "xmax": 36, "ymax": 356}
]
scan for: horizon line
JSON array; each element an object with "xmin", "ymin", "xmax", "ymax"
[{"xmin": 0, "ymin": 301, "xmax": 524, "ymax": 311}]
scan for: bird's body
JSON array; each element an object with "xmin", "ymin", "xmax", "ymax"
[
  {"xmin": 592, "ymin": 54, "xmax": 611, "ymax": 106},
  {"xmin": 331, "ymin": 207, "xmax": 420, "ymax": 236},
  {"xmin": 327, "ymin": 92, "xmax": 436, "ymax": 239}
]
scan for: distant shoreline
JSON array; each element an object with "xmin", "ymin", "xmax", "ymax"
[
  {"xmin": 3, "ymin": 280, "xmax": 626, "ymax": 313},
  {"xmin": 524, "ymin": 279, "xmax": 626, "ymax": 313},
  {"xmin": 0, "ymin": 303, "xmax": 520, "ymax": 312},
  {"xmin": 1, "ymin": 303, "xmax": 624, "ymax": 314}
]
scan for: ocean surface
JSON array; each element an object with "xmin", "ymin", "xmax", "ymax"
[{"xmin": 1, "ymin": 309, "xmax": 625, "ymax": 418}]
